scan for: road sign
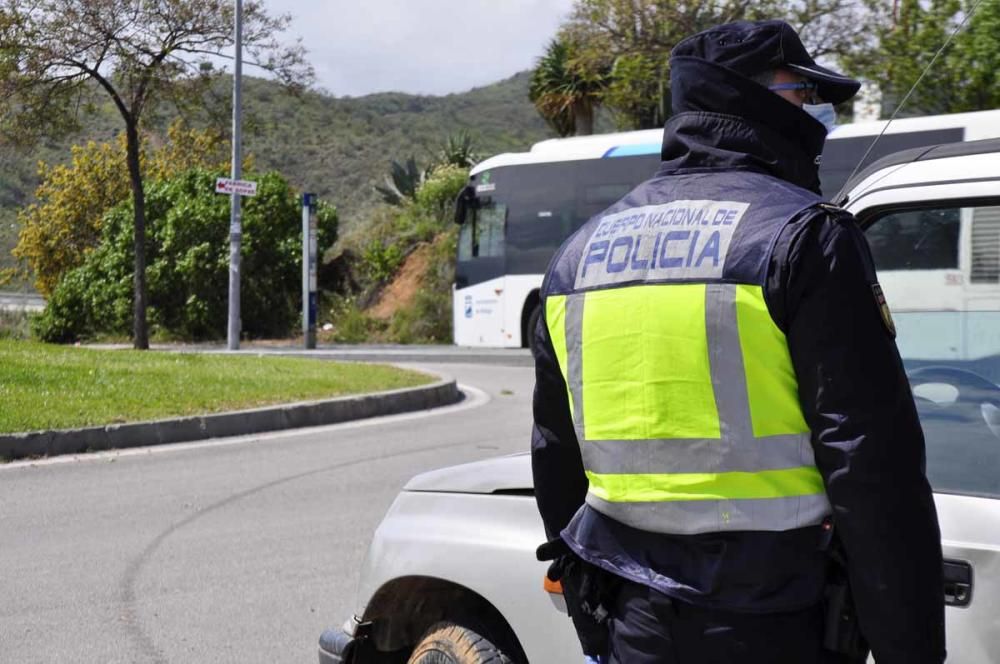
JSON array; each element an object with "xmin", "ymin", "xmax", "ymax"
[{"xmin": 215, "ymin": 177, "xmax": 257, "ymax": 197}]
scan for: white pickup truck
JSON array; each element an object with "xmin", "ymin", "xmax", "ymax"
[{"xmin": 320, "ymin": 138, "xmax": 1000, "ymax": 664}]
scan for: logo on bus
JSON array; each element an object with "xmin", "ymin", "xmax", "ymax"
[
  {"xmin": 464, "ymin": 295, "xmax": 473, "ymax": 318},
  {"xmin": 476, "ymin": 171, "xmax": 495, "ymax": 194}
]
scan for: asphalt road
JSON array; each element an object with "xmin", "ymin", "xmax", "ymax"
[{"xmin": 0, "ymin": 362, "xmax": 535, "ymax": 663}]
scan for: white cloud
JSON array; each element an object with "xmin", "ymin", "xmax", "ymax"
[{"xmin": 267, "ymin": 0, "xmax": 575, "ymax": 96}]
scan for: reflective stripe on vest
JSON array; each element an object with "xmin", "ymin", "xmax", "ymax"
[{"xmin": 546, "ymin": 283, "xmax": 831, "ymax": 535}]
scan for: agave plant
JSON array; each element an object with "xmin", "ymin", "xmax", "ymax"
[
  {"xmin": 374, "ymin": 156, "xmax": 425, "ymax": 206},
  {"xmin": 437, "ymin": 131, "xmax": 481, "ymax": 169}
]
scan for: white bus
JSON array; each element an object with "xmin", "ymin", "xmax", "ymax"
[{"xmin": 452, "ymin": 109, "xmax": 1000, "ymax": 349}]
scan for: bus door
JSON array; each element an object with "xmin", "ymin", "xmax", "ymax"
[
  {"xmin": 860, "ymin": 198, "xmax": 1000, "ymax": 663},
  {"xmin": 454, "ymin": 196, "xmax": 507, "ymax": 346}
]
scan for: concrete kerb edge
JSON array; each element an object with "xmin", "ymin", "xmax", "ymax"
[{"xmin": 0, "ymin": 377, "xmax": 461, "ymax": 461}]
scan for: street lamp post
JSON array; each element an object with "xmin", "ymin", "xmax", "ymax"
[{"xmin": 227, "ymin": 0, "xmax": 243, "ymax": 350}]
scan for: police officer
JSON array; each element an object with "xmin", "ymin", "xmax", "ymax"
[{"xmin": 531, "ymin": 19, "xmax": 945, "ymax": 664}]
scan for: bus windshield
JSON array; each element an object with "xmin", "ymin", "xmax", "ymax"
[{"xmin": 458, "ymin": 202, "xmax": 506, "ymax": 262}]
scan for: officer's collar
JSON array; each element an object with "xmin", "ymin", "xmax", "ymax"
[{"xmin": 659, "ymin": 57, "xmax": 828, "ymax": 194}]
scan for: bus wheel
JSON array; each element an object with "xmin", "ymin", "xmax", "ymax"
[
  {"xmin": 526, "ymin": 304, "xmax": 541, "ymax": 355},
  {"xmin": 407, "ymin": 622, "xmax": 513, "ymax": 664}
]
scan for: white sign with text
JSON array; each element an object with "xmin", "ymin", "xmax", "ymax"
[{"xmin": 215, "ymin": 178, "xmax": 258, "ymax": 197}]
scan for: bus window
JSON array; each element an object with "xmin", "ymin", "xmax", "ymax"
[
  {"xmin": 458, "ymin": 221, "xmax": 473, "ymax": 262},
  {"xmin": 576, "ymin": 182, "xmax": 636, "ymax": 228},
  {"xmin": 507, "ymin": 207, "xmax": 573, "ymax": 252},
  {"xmin": 866, "ymin": 208, "xmax": 960, "ymax": 271},
  {"xmin": 504, "ymin": 162, "xmax": 574, "ymax": 253},
  {"xmin": 971, "ymin": 206, "xmax": 1000, "ymax": 284},
  {"xmin": 502, "ymin": 161, "xmax": 576, "ymax": 275},
  {"xmin": 473, "ymin": 204, "xmax": 506, "ymax": 258},
  {"xmin": 497, "ymin": 155, "xmax": 659, "ymax": 276}
]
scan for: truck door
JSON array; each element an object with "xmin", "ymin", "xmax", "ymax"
[{"xmin": 861, "ymin": 199, "xmax": 1000, "ymax": 663}]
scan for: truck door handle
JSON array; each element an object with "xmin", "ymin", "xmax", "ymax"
[{"xmin": 943, "ymin": 559, "xmax": 973, "ymax": 607}]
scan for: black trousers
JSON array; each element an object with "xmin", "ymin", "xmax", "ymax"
[{"xmin": 607, "ymin": 580, "xmax": 863, "ymax": 664}]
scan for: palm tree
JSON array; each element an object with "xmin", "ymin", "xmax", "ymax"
[{"xmin": 529, "ymin": 38, "xmax": 605, "ymax": 137}]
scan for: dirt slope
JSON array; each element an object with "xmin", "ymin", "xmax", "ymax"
[{"xmin": 368, "ymin": 242, "xmax": 433, "ymax": 320}]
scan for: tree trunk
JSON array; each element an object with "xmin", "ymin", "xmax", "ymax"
[
  {"xmin": 125, "ymin": 121, "xmax": 149, "ymax": 350},
  {"xmin": 574, "ymin": 101, "xmax": 594, "ymax": 136},
  {"xmin": 658, "ymin": 76, "xmax": 672, "ymax": 127}
]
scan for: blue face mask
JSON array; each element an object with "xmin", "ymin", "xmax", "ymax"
[{"xmin": 803, "ymin": 102, "xmax": 837, "ymax": 133}]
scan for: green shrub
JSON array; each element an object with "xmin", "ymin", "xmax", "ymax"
[
  {"xmin": 394, "ymin": 209, "xmax": 439, "ymax": 246},
  {"xmin": 33, "ymin": 169, "xmax": 338, "ymax": 342},
  {"xmin": 322, "ymin": 294, "xmax": 387, "ymax": 343},
  {"xmin": 388, "ymin": 287, "xmax": 452, "ymax": 343},
  {"xmin": 361, "ymin": 239, "xmax": 404, "ymax": 284},
  {"xmin": 414, "ymin": 164, "xmax": 469, "ymax": 218}
]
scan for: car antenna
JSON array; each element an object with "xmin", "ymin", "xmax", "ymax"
[{"xmin": 834, "ymin": 0, "xmax": 987, "ymax": 205}]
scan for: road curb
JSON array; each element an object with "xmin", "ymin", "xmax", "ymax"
[{"xmin": 0, "ymin": 378, "xmax": 461, "ymax": 461}]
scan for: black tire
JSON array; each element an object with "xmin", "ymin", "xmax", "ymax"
[
  {"xmin": 407, "ymin": 621, "xmax": 513, "ymax": 664},
  {"xmin": 525, "ymin": 304, "xmax": 542, "ymax": 355}
]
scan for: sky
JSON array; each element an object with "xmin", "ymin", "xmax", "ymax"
[{"xmin": 269, "ymin": 0, "xmax": 577, "ymax": 97}]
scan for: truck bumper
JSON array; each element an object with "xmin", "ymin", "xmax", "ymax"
[{"xmin": 317, "ymin": 619, "xmax": 360, "ymax": 664}]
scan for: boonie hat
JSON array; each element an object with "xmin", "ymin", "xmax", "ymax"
[{"xmin": 671, "ymin": 20, "xmax": 861, "ymax": 105}]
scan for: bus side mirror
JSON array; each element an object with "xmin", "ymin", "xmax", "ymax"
[{"xmin": 454, "ymin": 185, "xmax": 476, "ymax": 225}]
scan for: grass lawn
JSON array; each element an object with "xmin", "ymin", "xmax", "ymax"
[{"xmin": 0, "ymin": 340, "xmax": 432, "ymax": 433}]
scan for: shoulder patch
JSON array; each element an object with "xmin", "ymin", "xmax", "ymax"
[{"xmin": 872, "ymin": 283, "xmax": 896, "ymax": 338}]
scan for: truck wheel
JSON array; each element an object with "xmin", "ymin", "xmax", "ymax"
[{"xmin": 407, "ymin": 621, "xmax": 513, "ymax": 664}]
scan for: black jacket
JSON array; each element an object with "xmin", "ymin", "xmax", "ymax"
[{"xmin": 531, "ymin": 57, "xmax": 945, "ymax": 663}]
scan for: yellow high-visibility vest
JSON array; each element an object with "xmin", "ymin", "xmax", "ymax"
[{"xmin": 545, "ymin": 281, "xmax": 831, "ymax": 535}]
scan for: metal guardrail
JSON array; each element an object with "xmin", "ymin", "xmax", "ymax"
[{"xmin": 0, "ymin": 291, "xmax": 45, "ymax": 312}]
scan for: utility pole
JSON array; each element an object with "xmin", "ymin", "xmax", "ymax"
[
  {"xmin": 227, "ymin": 0, "xmax": 243, "ymax": 350},
  {"xmin": 302, "ymin": 193, "xmax": 318, "ymax": 349}
]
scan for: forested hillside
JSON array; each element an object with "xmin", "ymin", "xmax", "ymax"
[
  {"xmin": 237, "ymin": 70, "xmax": 554, "ymax": 227},
  {"xmin": 0, "ymin": 70, "xmax": 555, "ymax": 281}
]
